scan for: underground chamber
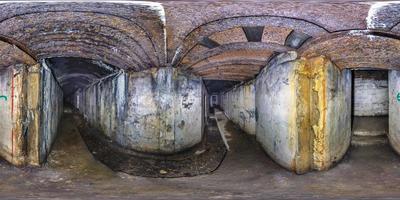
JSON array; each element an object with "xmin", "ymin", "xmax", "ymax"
[
  {"xmin": 0, "ymin": 54, "xmax": 227, "ymax": 177},
  {"xmin": 52, "ymin": 57, "xmax": 227, "ymax": 177},
  {"xmin": 219, "ymin": 51, "xmax": 400, "ymax": 174},
  {"xmin": 1, "ymin": 44, "xmax": 400, "ymax": 177}
]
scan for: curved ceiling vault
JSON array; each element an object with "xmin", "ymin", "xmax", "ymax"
[
  {"xmin": 165, "ymin": 1, "xmax": 400, "ymax": 82},
  {"xmin": 2, "ymin": 1, "xmax": 400, "ymax": 85},
  {"xmin": 0, "ymin": 40, "xmax": 36, "ymax": 69},
  {"xmin": 0, "ymin": 1, "xmax": 166, "ymax": 97},
  {"xmin": 171, "ymin": 16, "xmax": 327, "ymax": 81},
  {"xmin": 0, "ymin": 2, "xmax": 166, "ymax": 71},
  {"xmin": 300, "ymin": 31, "xmax": 400, "ymax": 70}
]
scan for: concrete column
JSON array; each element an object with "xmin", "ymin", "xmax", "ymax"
[
  {"xmin": 0, "ymin": 63, "xmax": 63, "ymax": 166},
  {"xmin": 255, "ymin": 52, "xmax": 351, "ymax": 174},
  {"xmin": 256, "ymin": 52, "xmax": 301, "ymax": 172},
  {"xmin": 389, "ymin": 70, "xmax": 400, "ymax": 154},
  {"xmin": 72, "ymin": 67, "xmax": 205, "ymax": 155}
]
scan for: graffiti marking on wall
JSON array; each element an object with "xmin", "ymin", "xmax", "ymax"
[
  {"xmin": 0, "ymin": 95, "xmax": 7, "ymax": 101},
  {"xmin": 397, "ymin": 93, "xmax": 400, "ymax": 102}
]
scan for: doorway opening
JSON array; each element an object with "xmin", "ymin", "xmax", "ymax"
[{"xmin": 351, "ymin": 70, "xmax": 389, "ymax": 146}]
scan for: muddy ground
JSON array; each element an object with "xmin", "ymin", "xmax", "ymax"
[
  {"xmin": 76, "ymin": 113, "xmax": 227, "ymax": 178},
  {"xmin": 1, "ymin": 114, "xmax": 400, "ymax": 199}
]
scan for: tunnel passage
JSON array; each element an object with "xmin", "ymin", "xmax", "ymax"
[
  {"xmin": 1, "ymin": 1, "xmax": 400, "ymax": 179},
  {"xmin": 68, "ymin": 66, "xmax": 206, "ymax": 154},
  {"xmin": 46, "ymin": 57, "xmax": 117, "ymax": 98},
  {"xmin": 351, "ymin": 70, "xmax": 389, "ymax": 146},
  {"xmin": 0, "ymin": 1, "xmax": 224, "ymax": 176},
  {"xmin": 43, "ymin": 57, "xmax": 226, "ymax": 177},
  {"xmin": 220, "ymin": 50, "xmax": 400, "ymax": 174}
]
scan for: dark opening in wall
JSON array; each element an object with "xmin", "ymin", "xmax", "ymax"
[
  {"xmin": 204, "ymin": 80, "xmax": 239, "ymax": 111},
  {"xmin": 351, "ymin": 70, "xmax": 389, "ymax": 146},
  {"xmin": 45, "ymin": 57, "xmax": 117, "ymax": 98}
]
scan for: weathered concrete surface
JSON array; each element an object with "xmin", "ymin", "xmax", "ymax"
[
  {"xmin": 388, "ymin": 70, "xmax": 400, "ymax": 154},
  {"xmin": 39, "ymin": 62, "xmax": 63, "ymax": 163},
  {"xmin": 221, "ymin": 80, "xmax": 256, "ymax": 135},
  {"xmin": 71, "ymin": 68, "xmax": 205, "ymax": 154},
  {"xmin": 0, "ymin": 40, "xmax": 35, "ymax": 165},
  {"xmin": 323, "ymin": 59, "xmax": 352, "ymax": 171},
  {"xmin": 255, "ymin": 52, "xmax": 299, "ymax": 172},
  {"xmin": 353, "ymin": 70, "xmax": 388, "ymax": 116},
  {"xmin": 0, "ymin": 67, "xmax": 19, "ymax": 164},
  {"xmin": 353, "ymin": 116, "xmax": 388, "ymax": 137},
  {"xmin": 0, "ymin": 63, "xmax": 63, "ymax": 166},
  {"xmin": 255, "ymin": 52, "xmax": 351, "ymax": 174},
  {"xmin": 4, "ymin": 109, "xmax": 400, "ymax": 199},
  {"xmin": 24, "ymin": 63, "xmax": 63, "ymax": 166}
]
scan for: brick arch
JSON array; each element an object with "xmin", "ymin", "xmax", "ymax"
[
  {"xmin": 299, "ymin": 30, "xmax": 400, "ymax": 70},
  {"xmin": 172, "ymin": 15, "xmax": 328, "ymax": 81},
  {"xmin": 0, "ymin": 2, "xmax": 166, "ymax": 71}
]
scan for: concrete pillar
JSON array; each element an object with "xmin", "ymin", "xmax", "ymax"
[
  {"xmin": 255, "ymin": 52, "xmax": 351, "ymax": 174},
  {"xmin": 72, "ymin": 67, "xmax": 205, "ymax": 155},
  {"xmin": 389, "ymin": 70, "xmax": 400, "ymax": 154},
  {"xmin": 0, "ymin": 41, "xmax": 63, "ymax": 166},
  {"xmin": 0, "ymin": 63, "xmax": 63, "ymax": 166}
]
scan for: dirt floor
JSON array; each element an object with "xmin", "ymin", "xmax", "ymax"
[
  {"xmin": 1, "ymin": 114, "xmax": 400, "ymax": 199},
  {"xmin": 77, "ymin": 113, "xmax": 227, "ymax": 178}
]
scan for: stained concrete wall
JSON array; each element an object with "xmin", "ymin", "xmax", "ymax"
[
  {"xmin": 255, "ymin": 52, "xmax": 299, "ymax": 172},
  {"xmin": 39, "ymin": 62, "xmax": 63, "ymax": 163},
  {"xmin": 324, "ymin": 62, "xmax": 352, "ymax": 171},
  {"xmin": 221, "ymin": 80, "xmax": 256, "ymax": 135},
  {"xmin": 389, "ymin": 70, "xmax": 400, "ymax": 154},
  {"xmin": 255, "ymin": 52, "xmax": 351, "ymax": 174},
  {"xmin": 353, "ymin": 71, "xmax": 388, "ymax": 116},
  {"xmin": 0, "ymin": 67, "xmax": 17, "ymax": 163},
  {"xmin": 204, "ymin": 84, "xmax": 210, "ymax": 123},
  {"xmin": 72, "ymin": 68, "xmax": 205, "ymax": 154},
  {"xmin": 0, "ymin": 63, "xmax": 63, "ymax": 166}
]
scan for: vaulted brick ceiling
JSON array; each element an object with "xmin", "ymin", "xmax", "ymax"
[{"xmin": 0, "ymin": 1, "xmax": 400, "ymax": 87}]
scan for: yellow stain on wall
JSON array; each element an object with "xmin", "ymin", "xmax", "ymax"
[
  {"xmin": 291, "ymin": 56, "xmax": 329, "ymax": 173},
  {"xmin": 308, "ymin": 57, "xmax": 328, "ymax": 171}
]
